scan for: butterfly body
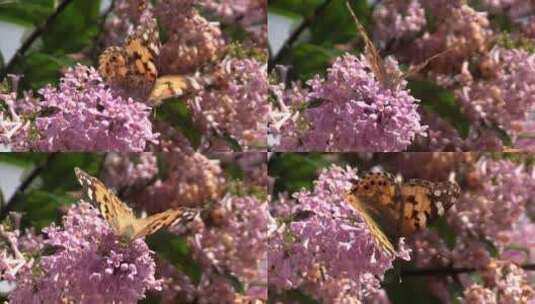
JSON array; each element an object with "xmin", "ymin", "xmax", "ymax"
[
  {"xmin": 74, "ymin": 167, "xmax": 196, "ymax": 242},
  {"xmin": 345, "ymin": 171, "xmax": 460, "ymax": 256}
]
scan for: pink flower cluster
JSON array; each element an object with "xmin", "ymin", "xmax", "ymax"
[
  {"xmin": 7, "ymin": 202, "xmax": 160, "ymax": 303},
  {"xmin": 369, "ymin": 0, "xmax": 535, "ymax": 150},
  {"xmin": 69, "ymin": 152, "xmax": 268, "ymax": 302},
  {"xmin": 270, "ymin": 54, "xmax": 426, "ymax": 151},
  {"xmin": 0, "ymin": 65, "xmax": 157, "ymax": 151},
  {"xmin": 188, "ymin": 58, "xmax": 268, "ymax": 151}
]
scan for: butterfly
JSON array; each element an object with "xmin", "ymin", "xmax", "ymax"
[
  {"xmin": 74, "ymin": 167, "xmax": 197, "ymax": 242},
  {"xmin": 345, "ymin": 171, "xmax": 460, "ymax": 256},
  {"xmin": 98, "ymin": 1, "xmax": 195, "ymax": 105}
]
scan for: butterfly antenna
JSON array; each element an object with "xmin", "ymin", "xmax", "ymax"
[
  {"xmin": 345, "ymin": 1, "xmax": 386, "ymax": 83},
  {"xmin": 405, "ymin": 48, "xmax": 454, "ymax": 78}
]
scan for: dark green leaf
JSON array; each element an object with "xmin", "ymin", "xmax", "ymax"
[
  {"xmin": 488, "ymin": 122, "xmax": 513, "ymax": 147},
  {"xmin": 269, "ymin": 153, "xmax": 331, "ymax": 195},
  {"xmin": 0, "ymin": 187, "xmax": 4, "ymax": 210},
  {"xmin": 0, "ymin": 153, "xmax": 48, "ymax": 167},
  {"xmin": 431, "ymin": 216, "xmax": 457, "ymax": 249},
  {"xmin": 385, "ymin": 277, "xmax": 443, "ymax": 304},
  {"xmin": 0, "ymin": 1, "xmax": 53, "ymax": 26},
  {"xmin": 139, "ymin": 291, "xmax": 161, "ymax": 304},
  {"xmin": 0, "ymin": 50, "xmax": 4, "ymax": 73},
  {"xmin": 41, "ymin": 0, "xmax": 100, "ymax": 53},
  {"xmin": 156, "ymin": 98, "xmax": 201, "ymax": 149},
  {"xmin": 268, "ymin": 288, "xmax": 320, "ymax": 304},
  {"xmin": 408, "ymin": 79, "xmax": 470, "ymax": 138},
  {"xmin": 17, "ymin": 52, "xmax": 76, "ymax": 90},
  {"xmin": 309, "ymin": 0, "xmax": 370, "ymax": 45},
  {"xmin": 146, "ymin": 230, "xmax": 202, "ymax": 284},
  {"xmin": 219, "ymin": 133, "xmax": 243, "ymax": 152},
  {"xmin": 480, "ymin": 238, "xmax": 499, "ymax": 257},
  {"xmin": 287, "ymin": 43, "xmax": 341, "ymax": 80},
  {"xmin": 269, "ymin": 0, "xmax": 324, "ymax": 17},
  {"xmin": 222, "ymin": 162, "xmax": 244, "ymax": 180},
  {"xmin": 39, "ymin": 153, "xmax": 103, "ymax": 192},
  {"xmin": 16, "ymin": 189, "xmax": 74, "ymax": 230}
]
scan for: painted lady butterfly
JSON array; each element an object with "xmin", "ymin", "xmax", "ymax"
[
  {"xmin": 98, "ymin": 1, "xmax": 194, "ymax": 105},
  {"xmin": 345, "ymin": 171, "xmax": 460, "ymax": 256},
  {"xmin": 75, "ymin": 167, "xmax": 197, "ymax": 242}
]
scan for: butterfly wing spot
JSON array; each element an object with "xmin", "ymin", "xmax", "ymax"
[
  {"xmin": 346, "ymin": 171, "xmax": 461, "ymax": 255},
  {"xmin": 99, "ymin": 12, "xmax": 160, "ymax": 92}
]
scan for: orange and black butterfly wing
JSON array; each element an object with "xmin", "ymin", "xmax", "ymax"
[{"xmin": 398, "ymin": 180, "xmax": 460, "ymax": 236}]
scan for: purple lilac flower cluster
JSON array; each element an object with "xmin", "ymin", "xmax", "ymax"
[
  {"xmin": 369, "ymin": 0, "xmax": 535, "ymax": 150},
  {"xmin": 270, "ymin": 54, "xmax": 426, "ymax": 151},
  {"xmin": 188, "ymin": 58, "xmax": 268, "ymax": 151},
  {"xmin": 1, "ymin": 0, "xmax": 267, "ymax": 152},
  {"xmin": 7, "ymin": 202, "xmax": 160, "ymax": 303},
  {"xmin": 0, "ymin": 65, "xmax": 157, "ymax": 151},
  {"xmin": 76, "ymin": 152, "xmax": 267, "ymax": 302},
  {"xmin": 0, "ymin": 152, "xmax": 268, "ymax": 303},
  {"xmin": 165, "ymin": 195, "xmax": 269, "ymax": 303}
]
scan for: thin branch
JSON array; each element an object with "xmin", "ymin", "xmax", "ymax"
[
  {"xmin": 0, "ymin": 153, "xmax": 58, "ymax": 221},
  {"xmin": 268, "ymin": 0, "xmax": 334, "ymax": 72},
  {"xmin": 0, "ymin": 0, "xmax": 76, "ymax": 81},
  {"xmin": 401, "ymin": 264, "xmax": 535, "ymax": 277}
]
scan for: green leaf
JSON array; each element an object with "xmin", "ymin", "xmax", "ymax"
[
  {"xmin": 385, "ymin": 277, "xmax": 443, "ymax": 304},
  {"xmin": 17, "ymin": 52, "xmax": 76, "ymax": 90},
  {"xmin": 287, "ymin": 43, "xmax": 341, "ymax": 80},
  {"xmin": 39, "ymin": 153, "xmax": 103, "ymax": 192},
  {"xmin": 448, "ymin": 282, "xmax": 464, "ymax": 304},
  {"xmin": 221, "ymin": 21, "xmax": 250, "ymax": 43},
  {"xmin": 268, "ymin": 7, "xmax": 303, "ymax": 20},
  {"xmin": 139, "ymin": 292, "xmax": 161, "ymax": 304},
  {"xmin": 268, "ymin": 288, "xmax": 320, "ymax": 304},
  {"xmin": 0, "ymin": 1, "xmax": 53, "ymax": 26},
  {"xmin": 480, "ymin": 238, "xmax": 499, "ymax": 257},
  {"xmin": 431, "ymin": 216, "xmax": 457, "ymax": 249},
  {"xmin": 0, "ymin": 187, "xmax": 4, "ymax": 210},
  {"xmin": 269, "ymin": 153, "xmax": 331, "ymax": 195},
  {"xmin": 0, "ymin": 153, "xmax": 48, "ymax": 167},
  {"xmin": 146, "ymin": 230, "xmax": 202, "ymax": 284},
  {"xmin": 408, "ymin": 79, "xmax": 470, "ymax": 138},
  {"xmin": 269, "ymin": 0, "xmax": 324, "ymax": 17},
  {"xmin": 222, "ymin": 162, "xmax": 244, "ymax": 180},
  {"xmin": 16, "ymin": 189, "xmax": 74, "ymax": 230},
  {"xmin": 309, "ymin": 0, "xmax": 370, "ymax": 45},
  {"xmin": 219, "ymin": 133, "xmax": 243, "ymax": 152},
  {"xmin": 41, "ymin": 1, "xmax": 100, "ymax": 53},
  {"xmin": 488, "ymin": 122, "xmax": 513, "ymax": 147},
  {"xmin": 156, "ymin": 98, "xmax": 201, "ymax": 149}
]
